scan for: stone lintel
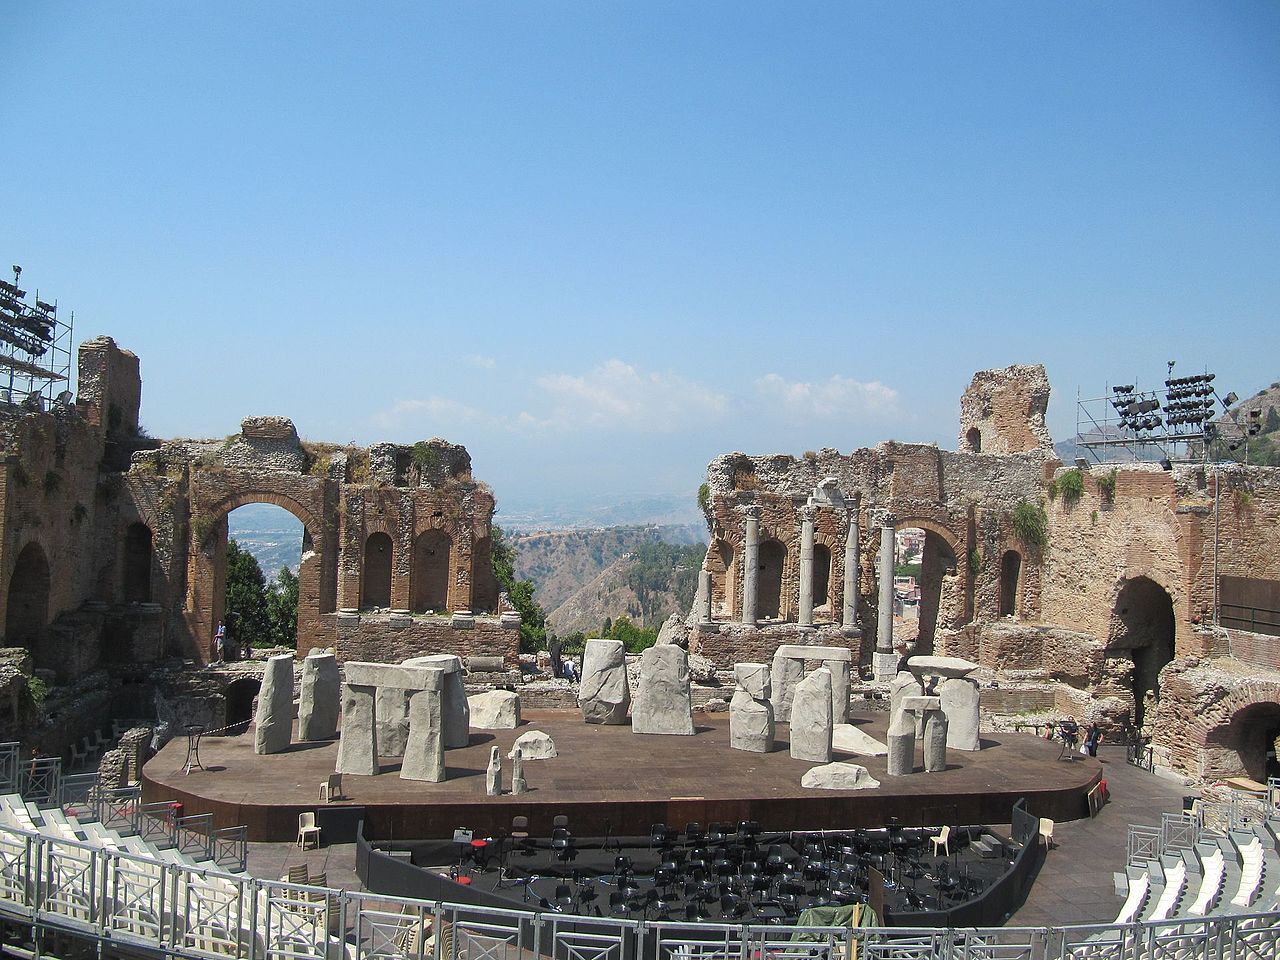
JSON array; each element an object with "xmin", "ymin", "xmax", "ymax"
[
  {"xmin": 774, "ymin": 644, "xmax": 853, "ymax": 662},
  {"xmin": 344, "ymin": 661, "xmax": 443, "ymax": 690},
  {"xmin": 901, "ymin": 695, "xmax": 942, "ymax": 713},
  {"xmin": 403, "ymin": 654, "xmax": 462, "ymax": 674}
]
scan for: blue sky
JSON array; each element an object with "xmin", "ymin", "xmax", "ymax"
[{"xmin": 6, "ymin": 3, "xmax": 1278, "ymax": 509}]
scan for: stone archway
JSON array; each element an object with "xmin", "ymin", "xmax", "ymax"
[
  {"xmin": 411, "ymin": 529, "xmax": 451, "ymax": 613},
  {"xmin": 1108, "ymin": 576, "xmax": 1176, "ymax": 731},
  {"xmin": 6, "ymin": 542, "xmax": 50, "ymax": 661},
  {"xmin": 224, "ymin": 677, "xmax": 261, "ymax": 734},
  {"xmin": 891, "ymin": 519, "xmax": 963, "ymax": 656},
  {"xmin": 1000, "ymin": 550, "xmax": 1021, "ymax": 617},
  {"xmin": 188, "ymin": 486, "xmax": 334, "ymax": 664},
  {"xmin": 707, "ymin": 540, "xmax": 736, "ymax": 620},
  {"xmin": 812, "ymin": 543, "xmax": 832, "ymax": 612}
]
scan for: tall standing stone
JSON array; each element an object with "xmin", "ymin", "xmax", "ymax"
[
  {"xmin": 697, "ymin": 569, "xmax": 713, "ymax": 624},
  {"xmin": 789, "ymin": 667, "xmax": 833, "ymax": 763},
  {"xmin": 923, "ymin": 708, "xmax": 949, "ymax": 773},
  {"xmin": 254, "ymin": 653, "xmax": 294, "ymax": 755},
  {"xmin": 824, "ymin": 658, "xmax": 851, "ymax": 725},
  {"xmin": 769, "ymin": 652, "xmax": 806, "ymax": 724},
  {"xmin": 298, "ymin": 651, "xmax": 340, "ymax": 741},
  {"xmin": 632, "ymin": 644, "xmax": 695, "ymax": 735},
  {"xmin": 375, "ymin": 685, "xmax": 412, "ymax": 758},
  {"xmin": 579, "ymin": 639, "xmax": 631, "ymax": 724},
  {"xmin": 485, "ymin": 746, "xmax": 502, "ymax": 796},
  {"xmin": 939, "ymin": 676, "xmax": 982, "ymax": 751},
  {"xmin": 404, "ymin": 655, "xmax": 470, "ymax": 748},
  {"xmin": 730, "ymin": 662, "xmax": 774, "ymax": 753},
  {"xmin": 889, "ymin": 671, "xmax": 923, "ymax": 738},
  {"xmin": 401, "ymin": 678, "xmax": 446, "ymax": 783},
  {"xmin": 510, "ymin": 748, "xmax": 527, "ymax": 795},
  {"xmin": 336, "ymin": 683, "xmax": 378, "ymax": 776},
  {"xmin": 886, "ymin": 704, "xmax": 916, "ymax": 777}
]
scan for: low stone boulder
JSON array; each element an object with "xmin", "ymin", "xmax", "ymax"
[
  {"xmin": 688, "ymin": 653, "xmax": 716, "ymax": 684},
  {"xmin": 509, "ymin": 730, "xmax": 557, "ymax": 760},
  {"xmin": 802, "ymin": 762, "xmax": 881, "ymax": 791},
  {"xmin": 469, "ymin": 690, "xmax": 520, "ymax": 729},
  {"xmin": 655, "ymin": 613, "xmax": 690, "ymax": 649},
  {"xmin": 832, "ymin": 723, "xmax": 888, "ymax": 757}
]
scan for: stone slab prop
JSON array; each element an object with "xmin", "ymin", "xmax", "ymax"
[
  {"xmin": 253, "ymin": 653, "xmax": 294, "ymax": 755},
  {"xmin": 832, "ymin": 723, "xmax": 889, "ymax": 757},
  {"xmin": 511, "ymin": 748, "xmax": 527, "ymax": 795},
  {"xmin": 579, "ymin": 639, "xmax": 631, "ymax": 724},
  {"xmin": 485, "ymin": 746, "xmax": 502, "ymax": 796},
  {"xmin": 889, "ymin": 671, "xmax": 924, "ymax": 739},
  {"xmin": 939, "ymin": 676, "xmax": 981, "ymax": 751},
  {"xmin": 509, "ymin": 729, "xmax": 557, "ymax": 760},
  {"xmin": 730, "ymin": 662, "xmax": 774, "ymax": 753},
  {"xmin": 771, "ymin": 645, "xmax": 852, "ymax": 724},
  {"xmin": 789, "ymin": 667, "xmax": 833, "ymax": 763},
  {"xmin": 401, "ymin": 676, "xmax": 446, "ymax": 782},
  {"xmin": 801, "ymin": 762, "xmax": 882, "ymax": 791},
  {"xmin": 769, "ymin": 655, "xmax": 805, "ymax": 724},
  {"xmin": 404, "ymin": 655, "xmax": 470, "ymax": 748},
  {"xmin": 298, "ymin": 651, "xmax": 340, "ymax": 741},
  {"xmin": 886, "ymin": 703, "xmax": 917, "ymax": 777},
  {"xmin": 468, "ymin": 689, "xmax": 521, "ymax": 729},
  {"xmin": 632, "ymin": 644, "xmax": 695, "ymax": 735},
  {"xmin": 375, "ymin": 685, "xmax": 411, "ymax": 758},
  {"xmin": 924, "ymin": 708, "xmax": 949, "ymax": 773}
]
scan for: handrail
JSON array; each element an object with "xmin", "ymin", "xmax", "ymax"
[{"xmin": 0, "ymin": 817, "xmax": 1278, "ymax": 959}]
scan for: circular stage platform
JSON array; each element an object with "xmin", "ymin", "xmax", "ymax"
[{"xmin": 142, "ymin": 709, "xmax": 1102, "ymax": 842}]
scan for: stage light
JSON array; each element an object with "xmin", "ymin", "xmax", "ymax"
[
  {"xmin": 1075, "ymin": 458, "xmax": 1090, "ymax": 470},
  {"xmin": 1223, "ymin": 392, "xmax": 1238, "ymax": 406}
]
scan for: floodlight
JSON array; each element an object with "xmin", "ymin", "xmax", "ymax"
[
  {"xmin": 1223, "ymin": 392, "xmax": 1239, "ymax": 406},
  {"xmin": 1075, "ymin": 458, "xmax": 1090, "ymax": 470}
]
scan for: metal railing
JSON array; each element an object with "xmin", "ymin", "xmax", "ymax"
[
  {"xmin": 20, "ymin": 754, "xmax": 61, "ymax": 804},
  {"xmin": 0, "ymin": 741, "xmax": 19, "ymax": 794},
  {"xmin": 1220, "ymin": 601, "xmax": 1280, "ymax": 638},
  {"xmin": 1128, "ymin": 812, "xmax": 1207, "ymax": 866},
  {"xmin": 213, "ymin": 824, "xmax": 249, "ymax": 873},
  {"xmin": 139, "ymin": 799, "xmax": 180, "ymax": 848},
  {"xmin": 1, "ymin": 819, "xmax": 1280, "ymax": 960},
  {"xmin": 93, "ymin": 783, "xmax": 141, "ymax": 834}
]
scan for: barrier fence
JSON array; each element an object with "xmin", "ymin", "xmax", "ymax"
[{"xmin": 1, "ymin": 821, "xmax": 1280, "ymax": 960}]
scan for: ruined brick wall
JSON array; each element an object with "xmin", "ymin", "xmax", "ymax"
[
  {"xmin": 692, "ymin": 622, "xmax": 861, "ymax": 669},
  {"xmin": 332, "ymin": 613, "xmax": 519, "ymax": 665},
  {"xmin": 957, "ymin": 364, "xmax": 1053, "ymax": 455},
  {"xmin": 74, "ymin": 336, "xmax": 141, "ymax": 434}
]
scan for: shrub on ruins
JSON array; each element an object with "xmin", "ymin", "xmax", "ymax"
[
  {"xmin": 491, "ymin": 526, "xmax": 549, "ymax": 653},
  {"xmin": 605, "ymin": 615, "xmax": 658, "ymax": 653},
  {"xmin": 1056, "ymin": 468, "xmax": 1085, "ymax": 505},
  {"xmin": 226, "ymin": 539, "xmax": 272, "ymax": 648},
  {"xmin": 1010, "ymin": 500, "xmax": 1049, "ymax": 550}
]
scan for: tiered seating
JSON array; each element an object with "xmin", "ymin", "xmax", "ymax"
[
  {"xmin": 1114, "ymin": 865, "xmax": 1150, "ymax": 924},
  {"xmin": 1186, "ymin": 840, "xmax": 1225, "ymax": 916},
  {"xmin": 1147, "ymin": 854, "xmax": 1187, "ymax": 921},
  {"xmin": 1229, "ymin": 830, "xmax": 1265, "ymax": 909}
]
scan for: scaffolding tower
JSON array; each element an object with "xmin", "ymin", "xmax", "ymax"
[{"xmin": 0, "ymin": 265, "xmax": 73, "ymax": 408}]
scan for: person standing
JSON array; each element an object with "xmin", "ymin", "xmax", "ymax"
[{"xmin": 214, "ymin": 622, "xmax": 226, "ymax": 663}]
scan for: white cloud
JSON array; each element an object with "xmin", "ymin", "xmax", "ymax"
[
  {"xmin": 522, "ymin": 359, "xmax": 727, "ymax": 432},
  {"xmin": 466, "ymin": 354, "xmax": 497, "ymax": 369},
  {"xmin": 754, "ymin": 373, "xmax": 899, "ymax": 419},
  {"xmin": 372, "ymin": 397, "xmax": 491, "ymax": 430}
]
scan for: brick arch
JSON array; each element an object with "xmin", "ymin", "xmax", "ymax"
[
  {"xmin": 202, "ymin": 489, "xmax": 324, "ymax": 547},
  {"xmin": 1189, "ymin": 681, "xmax": 1280, "ymax": 781},
  {"xmin": 892, "ymin": 516, "xmax": 963, "ymax": 556}
]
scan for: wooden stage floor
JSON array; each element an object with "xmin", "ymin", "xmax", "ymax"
[{"xmin": 143, "ymin": 709, "xmax": 1101, "ymax": 841}]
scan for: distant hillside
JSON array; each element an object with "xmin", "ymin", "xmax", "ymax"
[
  {"xmin": 511, "ymin": 523, "xmax": 706, "ymax": 612},
  {"xmin": 497, "ymin": 493, "xmax": 704, "ymax": 532},
  {"xmin": 548, "ymin": 541, "xmax": 706, "ymax": 635},
  {"xmin": 228, "ymin": 503, "xmax": 304, "ymax": 577}
]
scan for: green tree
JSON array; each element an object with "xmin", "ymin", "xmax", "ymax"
[
  {"xmin": 606, "ymin": 615, "xmax": 658, "ymax": 653},
  {"xmin": 267, "ymin": 566, "xmax": 299, "ymax": 647},
  {"xmin": 491, "ymin": 525, "xmax": 549, "ymax": 653},
  {"xmin": 226, "ymin": 539, "xmax": 271, "ymax": 648}
]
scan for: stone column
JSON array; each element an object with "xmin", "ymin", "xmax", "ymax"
[
  {"xmin": 697, "ymin": 569, "xmax": 713, "ymax": 624},
  {"xmin": 742, "ymin": 506, "xmax": 761, "ymax": 625},
  {"xmin": 842, "ymin": 504, "xmax": 861, "ymax": 634},
  {"xmin": 874, "ymin": 516, "xmax": 898, "ymax": 680},
  {"xmin": 798, "ymin": 506, "xmax": 816, "ymax": 627}
]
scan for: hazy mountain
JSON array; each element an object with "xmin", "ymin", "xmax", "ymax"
[
  {"xmin": 510, "ymin": 523, "xmax": 706, "ymax": 612},
  {"xmin": 227, "ymin": 503, "xmax": 304, "ymax": 578},
  {"xmin": 496, "ymin": 492, "xmax": 704, "ymax": 532},
  {"xmin": 547, "ymin": 541, "xmax": 706, "ymax": 635}
]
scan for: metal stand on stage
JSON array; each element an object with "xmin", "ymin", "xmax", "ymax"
[{"xmin": 181, "ymin": 724, "xmax": 206, "ymax": 775}]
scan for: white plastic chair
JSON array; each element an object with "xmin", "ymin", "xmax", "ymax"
[
  {"xmin": 318, "ymin": 773, "xmax": 342, "ymax": 803},
  {"xmin": 296, "ymin": 812, "xmax": 321, "ymax": 850},
  {"xmin": 1039, "ymin": 818, "xmax": 1055, "ymax": 849},
  {"xmin": 930, "ymin": 825, "xmax": 951, "ymax": 857}
]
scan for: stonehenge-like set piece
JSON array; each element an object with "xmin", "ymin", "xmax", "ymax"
[
  {"xmin": 907, "ymin": 655, "xmax": 982, "ymax": 752},
  {"xmin": 404, "ymin": 655, "xmax": 471, "ymax": 749},
  {"xmin": 253, "ymin": 653, "xmax": 295, "ymax": 755},
  {"xmin": 729, "ymin": 662, "xmax": 774, "ymax": 752},
  {"xmin": 579, "ymin": 639, "xmax": 631, "ymax": 724},
  {"xmin": 632, "ymin": 645, "xmax": 695, "ymax": 735},
  {"xmin": 468, "ymin": 689, "xmax": 521, "ymax": 729},
  {"xmin": 336, "ymin": 661, "xmax": 447, "ymax": 782},
  {"xmin": 298, "ymin": 650, "xmax": 340, "ymax": 741},
  {"xmin": 789, "ymin": 667, "xmax": 833, "ymax": 763},
  {"xmin": 888, "ymin": 694, "xmax": 948, "ymax": 776},
  {"xmin": 770, "ymin": 644, "xmax": 852, "ymax": 724}
]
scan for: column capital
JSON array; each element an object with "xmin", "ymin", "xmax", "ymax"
[
  {"xmin": 739, "ymin": 504, "xmax": 762, "ymax": 522},
  {"xmin": 876, "ymin": 510, "xmax": 897, "ymax": 529},
  {"xmin": 799, "ymin": 504, "xmax": 817, "ymax": 524}
]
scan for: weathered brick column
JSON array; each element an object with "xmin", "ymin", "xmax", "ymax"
[{"xmin": 741, "ymin": 505, "xmax": 760, "ymax": 626}]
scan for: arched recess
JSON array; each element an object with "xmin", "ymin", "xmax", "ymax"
[
  {"xmin": 708, "ymin": 540, "xmax": 736, "ymax": 619},
  {"xmin": 1108, "ymin": 576, "xmax": 1176, "ymax": 730},
  {"xmin": 123, "ymin": 523, "xmax": 153, "ymax": 603},
  {"xmin": 224, "ymin": 677, "xmax": 261, "ymax": 735},
  {"xmin": 411, "ymin": 530, "xmax": 452, "ymax": 613},
  {"xmin": 890, "ymin": 519, "xmax": 963, "ymax": 656},
  {"xmin": 472, "ymin": 535, "xmax": 497, "ymax": 613},
  {"xmin": 965, "ymin": 427, "xmax": 982, "ymax": 453},
  {"xmin": 363, "ymin": 532, "xmax": 394, "ymax": 609},
  {"xmin": 812, "ymin": 544, "xmax": 832, "ymax": 612},
  {"xmin": 758, "ymin": 539, "xmax": 786, "ymax": 621},
  {"xmin": 999, "ymin": 550, "xmax": 1021, "ymax": 617},
  {"xmin": 6, "ymin": 542, "xmax": 50, "ymax": 659},
  {"xmin": 191, "ymin": 487, "xmax": 335, "ymax": 665}
]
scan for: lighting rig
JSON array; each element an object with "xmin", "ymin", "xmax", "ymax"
[
  {"xmin": 1075, "ymin": 361, "xmax": 1239, "ymax": 465},
  {"xmin": 0, "ymin": 265, "xmax": 73, "ymax": 407}
]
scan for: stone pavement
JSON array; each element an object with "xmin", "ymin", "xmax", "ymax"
[
  {"xmin": 1009, "ymin": 744, "xmax": 1192, "ymax": 927},
  {"xmin": 241, "ymin": 743, "xmax": 1193, "ymax": 927}
]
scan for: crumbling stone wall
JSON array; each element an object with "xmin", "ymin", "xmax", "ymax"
[
  {"xmin": 332, "ymin": 611, "xmax": 518, "ymax": 665},
  {"xmin": 957, "ymin": 364, "xmax": 1053, "ymax": 455}
]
